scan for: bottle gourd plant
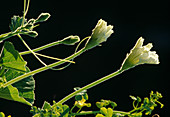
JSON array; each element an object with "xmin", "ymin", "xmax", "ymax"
[{"xmin": 0, "ymin": 0, "xmax": 163, "ymax": 117}]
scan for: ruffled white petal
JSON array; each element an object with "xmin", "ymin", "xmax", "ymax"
[
  {"xmin": 121, "ymin": 37, "xmax": 160, "ymax": 70},
  {"xmin": 85, "ymin": 19, "xmax": 114, "ymax": 50}
]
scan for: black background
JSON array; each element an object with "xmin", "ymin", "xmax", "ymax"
[{"xmin": 0, "ymin": 0, "xmax": 169, "ymax": 116}]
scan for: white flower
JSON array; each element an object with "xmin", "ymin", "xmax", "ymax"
[
  {"xmin": 85, "ymin": 19, "xmax": 114, "ymax": 50},
  {"xmin": 121, "ymin": 37, "xmax": 160, "ymax": 70}
]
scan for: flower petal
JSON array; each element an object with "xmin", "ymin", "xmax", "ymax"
[
  {"xmin": 85, "ymin": 19, "xmax": 114, "ymax": 50},
  {"xmin": 121, "ymin": 37, "xmax": 159, "ymax": 70}
]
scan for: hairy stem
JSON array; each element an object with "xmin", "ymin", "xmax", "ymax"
[{"xmin": 2, "ymin": 48, "xmax": 86, "ymax": 88}]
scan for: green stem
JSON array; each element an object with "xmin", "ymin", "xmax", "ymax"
[
  {"xmin": 57, "ymin": 69, "xmax": 123, "ymax": 105},
  {"xmin": 0, "ymin": 67, "xmax": 5, "ymax": 77},
  {"xmin": 70, "ymin": 105, "xmax": 76, "ymax": 114},
  {"xmin": 53, "ymin": 36, "xmax": 90, "ymax": 70},
  {"xmin": 24, "ymin": 0, "xmax": 30, "ymax": 16},
  {"xmin": 113, "ymin": 110, "xmax": 130, "ymax": 115},
  {"xmin": 70, "ymin": 111, "xmax": 100, "ymax": 116},
  {"xmin": 22, "ymin": 0, "xmax": 26, "ymax": 26},
  {"xmin": 70, "ymin": 110, "xmax": 130, "ymax": 116},
  {"xmin": 22, "ymin": 0, "xmax": 30, "ymax": 26},
  {"xmin": 19, "ymin": 40, "xmax": 63, "ymax": 55},
  {"xmin": 132, "ymin": 100, "xmax": 136, "ymax": 109},
  {"xmin": 0, "ymin": 32, "xmax": 18, "ymax": 42},
  {"xmin": 2, "ymin": 48, "xmax": 86, "ymax": 88},
  {"xmin": 129, "ymin": 108, "xmax": 139, "ymax": 114},
  {"xmin": 18, "ymin": 34, "xmax": 47, "ymax": 66}
]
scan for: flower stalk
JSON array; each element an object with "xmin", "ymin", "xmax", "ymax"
[
  {"xmin": 57, "ymin": 69, "xmax": 123, "ymax": 104},
  {"xmin": 1, "ymin": 48, "xmax": 86, "ymax": 88},
  {"xmin": 20, "ymin": 35, "xmax": 80, "ymax": 55},
  {"xmin": 56, "ymin": 37, "xmax": 160, "ymax": 105}
]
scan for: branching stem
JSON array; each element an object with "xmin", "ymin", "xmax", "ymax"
[{"xmin": 2, "ymin": 48, "xmax": 86, "ymax": 88}]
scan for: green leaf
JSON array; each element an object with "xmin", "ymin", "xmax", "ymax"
[
  {"xmin": 0, "ymin": 41, "xmax": 27, "ymax": 72},
  {"xmin": 75, "ymin": 93, "xmax": 88, "ymax": 101},
  {"xmin": 110, "ymin": 101, "xmax": 117, "ymax": 109},
  {"xmin": 0, "ymin": 42, "xmax": 35, "ymax": 105},
  {"xmin": 4, "ymin": 67, "xmax": 35, "ymax": 105},
  {"xmin": 30, "ymin": 106, "xmax": 41, "ymax": 116},
  {"xmin": 60, "ymin": 105, "xmax": 69, "ymax": 117},
  {"xmin": 75, "ymin": 95, "xmax": 82, "ymax": 101},
  {"xmin": 42, "ymin": 101, "xmax": 52, "ymax": 110},
  {"xmin": 9, "ymin": 15, "xmax": 27, "ymax": 32},
  {"xmin": 31, "ymin": 101, "xmax": 69, "ymax": 117},
  {"xmin": 0, "ymin": 85, "xmax": 32, "ymax": 106}
]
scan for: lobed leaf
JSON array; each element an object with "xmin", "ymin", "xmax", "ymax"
[
  {"xmin": 5, "ymin": 67, "xmax": 35, "ymax": 105},
  {"xmin": 0, "ymin": 41, "xmax": 35, "ymax": 105},
  {"xmin": 0, "ymin": 41, "xmax": 27, "ymax": 72},
  {"xmin": 0, "ymin": 85, "xmax": 32, "ymax": 106},
  {"xmin": 0, "ymin": 66, "xmax": 35, "ymax": 106}
]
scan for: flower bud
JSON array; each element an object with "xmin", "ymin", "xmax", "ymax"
[
  {"xmin": 85, "ymin": 19, "xmax": 114, "ymax": 50},
  {"xmin": 35, "ymin": 13, "xmax": 51, "ymax": 23},
  {"xmin": 61, "ymin": 35, "xmax": 80, "ymax": 45},
  {"xmin": 24, "ymin": 31, "xmax": 38, "ymax": 38}
]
